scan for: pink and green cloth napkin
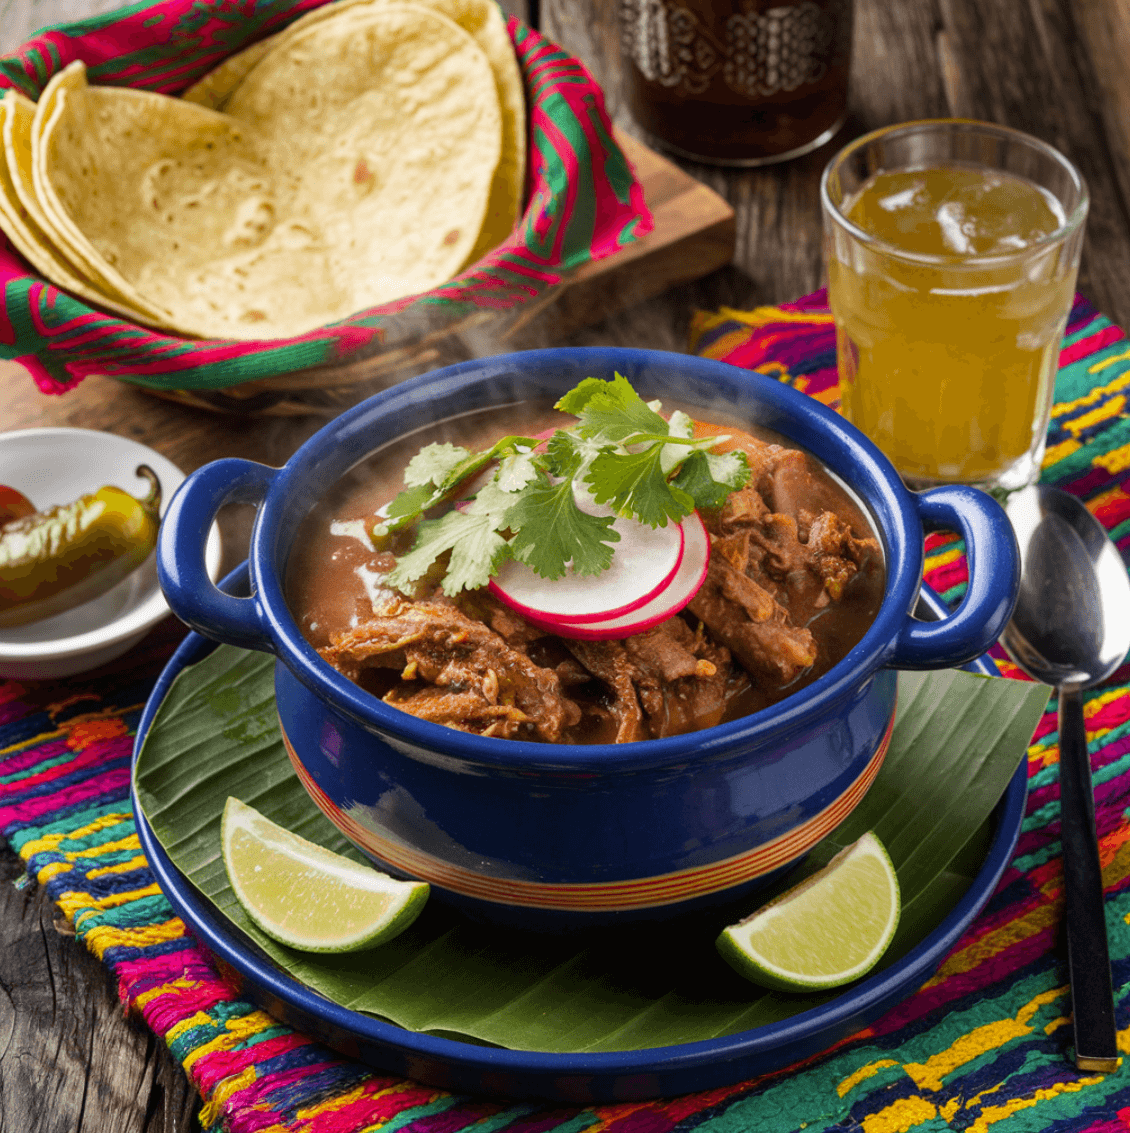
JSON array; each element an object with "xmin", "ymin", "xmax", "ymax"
[
  {"xmin": 1, "ymin": 290, "xmax": 1128, "ymax": 1131},
  {"xmin": 0, "ymin": 0, "xmax": 651, "ymax": 395}
]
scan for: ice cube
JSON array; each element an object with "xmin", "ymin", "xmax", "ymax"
[{"xmin": 936, "ymin": 202, "xmax": 971, "ymax": 254}]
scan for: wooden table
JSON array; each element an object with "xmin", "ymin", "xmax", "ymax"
[{"xmin": 2, "ymin": 0, "xmax": 1129, "ymax": 1127}]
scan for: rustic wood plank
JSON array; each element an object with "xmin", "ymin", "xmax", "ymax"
[
  {"xmin": 0, "ymin": 0, "xmax": 126, "ymax": 51},
  {"xmin": 0, "ymin": 852, "xmax": 201, "ymax": 1132},
  {"xmin": 1074, "ymin": 0, "xmax": 1130, "ymax": 296}
]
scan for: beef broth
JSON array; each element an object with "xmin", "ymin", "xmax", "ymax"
[{"xmin": 286, "ymin": 401, "xmax": 885, "ymax": 743}]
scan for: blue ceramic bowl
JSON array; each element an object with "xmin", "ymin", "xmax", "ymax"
[{"xmin": 157, "ymin": 347, "xmax": 1019, "ymax": 930}]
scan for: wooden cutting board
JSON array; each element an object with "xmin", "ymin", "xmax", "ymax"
[
  {"xmin": 154, "ymin": 129, "xmax": 737, "ymax": 415},
  {"xmin": 502, "ymin": 129, "xmax": 737, "ymax": 341}
]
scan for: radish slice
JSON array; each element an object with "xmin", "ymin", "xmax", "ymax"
[
  {"xmin": 490, "ymin": 500, "xmax": 685, "ymax": 624},
  {"xmin": 523, "ymin": 512, "xmax": 711, "ymax": 641}
]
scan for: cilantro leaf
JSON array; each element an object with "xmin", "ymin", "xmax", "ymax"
[
  {"xmin": 469, "ymin": 478, "xmax": 527, "ymax": 521},
  {"xmin": 553, "ymin": 377, "xmax": 610, "ymax": 416},
  {"xmin": 385, "ymin": 478, "xmax": 541, "ymax": 596},
  {"xmin": 379, "ymin": 482, "xmax": 437, "ymax": 533},
  {"xmin": 507, "ymin": 476, "xmax": 618, "ymax": 579},
  {"xmin": 556, "ymin": 373, "xmax": 668, "ymax": 443},
  {"xmin": 403, "ymin": 443, "xmax": 473, "ymax": 488},
  {"xmin": 703, "ymin": 449, "xmax": 750, "ymax": 492},
  {"xmin": 384, "ymin": 507, "xmax": 512, "ymax": 596},
  {"xmin": 541, "ymin": 429, "xmax": 589, "ymax": 480},
  {"xmin": 660, "ymin": 411, "xmax": 699, "ymax": 475},
  {"xmin": 586, "ymin": 446, "xmax": 694, "ymax": 528},
  {"xmin": 445, "ymin": 521, "xmax": 513, "ymax": 594},
  {"xmin": 666, "ymin": 410, "xmax": 695, "ymax": 439},
  {"xmin": 379, "ymin": 375, "xmax": 754, "ymax": 596},
  {"xmin": 495, "ymin": 452, "xmax": 540, "ymax": 493},
  {"xmin": 382, "ymin": 510, "xmax": 470, "ymax": 590},
  {"xmin": 670, "ymin": 449, "xmax": 750, "ymax": 510},
  {"xmin": 378, "ymin": 435, "xmax": 540, "ymax": 534}
]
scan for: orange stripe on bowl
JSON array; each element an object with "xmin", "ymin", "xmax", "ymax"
[{"xmin": 280, "ymin": 714, "xmax": 893, "ymax": 911}]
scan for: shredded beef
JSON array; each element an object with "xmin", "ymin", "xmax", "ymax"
[
  {"xmin": 682, "ymin": 438, "xmax": 884, "ymax": 691},
  {"xmin": 716, "ymin": 485, "xmax": 769, "ymax": 531},
  {"xmin": 624, "ymin": 618, "xmax": 705, "ymax": 683},
  {"xmin": 714, "ymin": 530, "xmax": 752, "ymax": 573},
  {"xmin": 558, "ymin": 619, "xmax": 739, "ymax": 741},
  {"xmin": 718, "ymin": 434, "xmax": 808, "ymax": 501},
  {"xmin": 381, "ymin": 686, "xmax": 532, "ymax": 736},
  {"xmin": 748, "ymin": 513, "xmax": 812, "ymax": 578},
  {"xmin": 624, "ymin": 619, "xmax": 736, "ymax": 735},
  {"xmin": 320, "ymin": 596, "xmax": 581, "ymax": 742},
  {"xmin": 687, "ymin": 552, "xmax": 818, "ymax": 685},
  {"xmin": 312, "ymin": 423, "xmax": 883, "ymax": 743},
  {"xmin": 459, "ymin": 589, "xmax": 547, "ymax": 650},
  {"xmin": 560, "ymin": 638, "xmax": 645, "ymax": 743},
  {"xmin": 805, "ymin": 510, "xmax": 880, "ymax": 598},
  {"xmin": 554, "ymin": 656, "xmax": 594, "ymax": 688}
]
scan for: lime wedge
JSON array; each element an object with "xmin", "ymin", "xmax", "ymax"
[
  {"xmin": 716, "ymin": 832, "xmax": 900, "ymax": 991},
  {"xmin": 221, "ymin": 797, "xmax": 429, "ymax": 952}
]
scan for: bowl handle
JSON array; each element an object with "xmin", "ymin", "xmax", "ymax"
[
  {"xmin": 888, "ymin": 485, "xmax": 1020, "ymax": 669},
  {"xmin": 158, "ymin": 458, "xmax": 278, "ymax": 653}
]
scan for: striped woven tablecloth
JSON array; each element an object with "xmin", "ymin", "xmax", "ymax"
[{"xmin": 2, "ymin": 290, "xmax": 1128, "ymax": 1132}]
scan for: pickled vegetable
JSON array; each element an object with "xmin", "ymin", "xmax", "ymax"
[{"xmin": 0, "ymin": 465, "xmax": 162, "ymax": 627}]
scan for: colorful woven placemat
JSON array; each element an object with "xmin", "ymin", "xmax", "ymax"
[
  {"xmin": 2, "ymin": 290, "xmax": 1129, "ymax": 1132},
  {"xmin": 0, "ymin": 0, "xmax": 651, "ymax": 394}
]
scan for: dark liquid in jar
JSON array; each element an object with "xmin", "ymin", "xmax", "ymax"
[{"xmin": 619, "ymin": 0, "xmax": 852, "ymax": 165}]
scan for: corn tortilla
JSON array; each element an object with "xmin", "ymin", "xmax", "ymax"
[
  {"xmin": 34, "ymin": 66, "xmax": 307, "ymax": 337},
  {"xmin": 34, "ymin": 6, "xmax": 502, "ymax": 340},
  {"xmin": 223, "ymin": 4, "xmax": 503, "ymax": 301},
  {"xmin": 185, "ymin": 0, "xmax": 525, "ymax": 264},
  {"xmin": 0, "ymin": 91, "xmax": 142, "ymax": 318},
  {"xmin": 29, "ymin": 64, "xmax": 171, "ymax": 320},
  {"xmin": 180, "ymin": 38, "xmax": 278, "ymax": 112}
]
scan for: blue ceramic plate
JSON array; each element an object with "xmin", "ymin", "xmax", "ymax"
[{"xmin": 131, "ymin": 568, "xmax": 1026, "ymax": 1104}]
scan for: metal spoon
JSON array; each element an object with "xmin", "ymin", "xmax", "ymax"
[{"xmin": 1001, "ymin": 483, "xmax": 1130, "ymax": 1073}]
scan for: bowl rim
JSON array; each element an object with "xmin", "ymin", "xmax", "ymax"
[{"xmin": 236, "ymin": 347, "xmax": 925, "ymax": 770}]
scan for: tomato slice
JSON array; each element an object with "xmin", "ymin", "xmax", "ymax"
[{"xmin": 0, "ymin": 485, "xmax": 35, "ymax": 525}]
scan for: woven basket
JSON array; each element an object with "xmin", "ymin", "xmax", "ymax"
[{"xmin": 0, "ymin": 0, "xmax": 652, "ymax": 414}]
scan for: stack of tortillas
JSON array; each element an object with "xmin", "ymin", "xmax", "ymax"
[{"xmin": 0, "ymin": 0, "xmax": 525, "ymax": 341}]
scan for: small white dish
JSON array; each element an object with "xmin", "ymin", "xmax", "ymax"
[{"xmin": 0, "ymin": 427, "xmax": 222, "ymax": 679}]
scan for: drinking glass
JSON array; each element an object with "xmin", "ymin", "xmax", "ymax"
[
  {"xmin": 618, "ymin": 0, "xmax": 853, "ymax": 166},
  {"xmin": 820, "ymin": 119, "xmax": 1089, "ymax": 492}
]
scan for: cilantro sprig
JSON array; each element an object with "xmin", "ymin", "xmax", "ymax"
[{"xmin": 379, "ymin": 373, "xmax": 750, "ymax": 596}]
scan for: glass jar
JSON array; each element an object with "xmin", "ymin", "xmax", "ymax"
[{"xmin": 618, "ymin": 0, "xmax": 853, "ymax": 166}]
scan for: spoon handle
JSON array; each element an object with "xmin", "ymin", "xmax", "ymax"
[{"xmin": 1059, "ymin": 686, "xmax": 1121, "ymax": 1072}]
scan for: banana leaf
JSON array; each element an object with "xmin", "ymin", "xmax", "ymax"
[{"xmin": 133, "ymin": 644, "xmax": 1049, "ymax": 1053}]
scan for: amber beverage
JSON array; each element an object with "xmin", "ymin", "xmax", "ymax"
[
  {"xmin": 821, "ymin": 121, "xmax": 1088, "ymax": 491},
  {"xmin": 618, "ymin": 0, "xmax": 853, "ymax": 166}
]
